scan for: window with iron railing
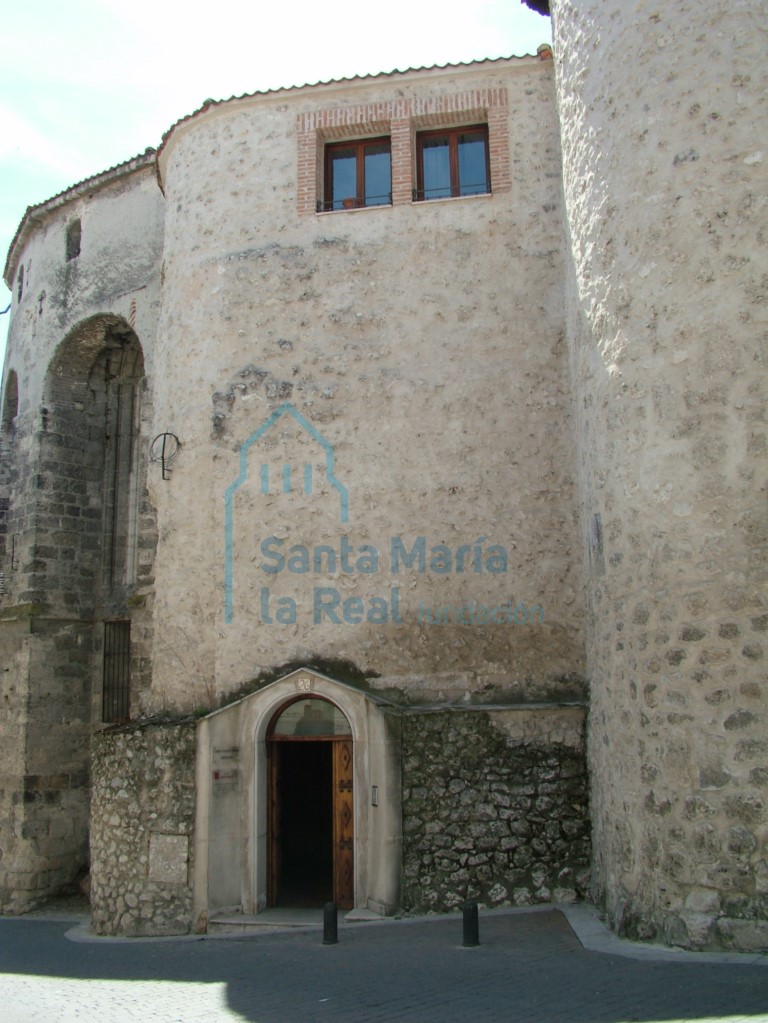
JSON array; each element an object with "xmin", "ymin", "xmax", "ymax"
[
  {"xmin": 321, "ymin": 137, "xmax": 392, "ymax": 212},
  {"xmin": 415, "ymin": 125, "xmax": 490, "ymax": 201}
]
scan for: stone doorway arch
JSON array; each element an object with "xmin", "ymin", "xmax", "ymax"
[{"xmin": 194, "ymin": 668, "xmax": 402, "ymax": 928}]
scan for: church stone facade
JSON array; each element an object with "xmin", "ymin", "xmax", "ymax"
[{"xmin": 1, "ymin": 0, "xmax": 765, "ymax": 949}]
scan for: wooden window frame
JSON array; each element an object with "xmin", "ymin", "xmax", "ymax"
[
  {"xmin": 322, "ymin": 136, "xmax": 392, "ymax": 212},
  {"xmin": 415, "ymin": 124, "xmax": 491, "ymax": 202}
]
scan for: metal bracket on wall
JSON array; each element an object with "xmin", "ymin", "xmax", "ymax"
[{"xmin": 149, "ymin": 433, "xmax": 181, "ymax": 481}]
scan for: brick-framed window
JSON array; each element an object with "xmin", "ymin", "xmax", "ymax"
[
  {"xmin": 296, "ymin": 88, "xmax": 510, "ymax": 217},
  {"xmin": 321, "ymin": 136, "xmax": 392, "ymax": 211},
  {"xmin": 415, "ymin": 124, "xmax": 490, "ymax": 201}
]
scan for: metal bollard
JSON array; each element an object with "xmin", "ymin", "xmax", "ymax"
[
  {"xmin": 322, "ymin": 901, "xmax": 338, "ymax": 945},
  {"xmin": 462, "ymin": 900, "xmax": 480, "ymax": 947}
]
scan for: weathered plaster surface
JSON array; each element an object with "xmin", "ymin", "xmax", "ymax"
[
  {"xmin": 552, "ymin": 0, "xmax": 768, "ymax": 948},
  {"xmin": 3, "ymin": 163, "xmax": 163, "ymax": 412},
  {"xmin": 149, "ymin": 61, "xmax": 585, "ymax": 712}
]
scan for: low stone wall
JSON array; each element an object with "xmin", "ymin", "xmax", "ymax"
[
  {"xmin": 90, "ymin": 719, "xmax": 197, "ymax": 936},
  {"xmin": 402, "ymin": 708, "xmax": 590, "ymax": 913}
]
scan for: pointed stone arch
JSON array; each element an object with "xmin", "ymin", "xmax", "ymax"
[
  {"xmin": 0, "ymin": 314, "xmax": 157, "ymax": 911},
  {"xmin": 42, "ymin": 314, "xmax": 147, "ymax": 612}
]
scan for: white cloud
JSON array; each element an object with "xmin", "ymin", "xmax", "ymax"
[{"xmin": 0, "ymin": 0, "xmax": 550, "ymax": 321}]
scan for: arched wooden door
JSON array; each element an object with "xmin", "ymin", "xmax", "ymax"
[{"xmin": 267, "ymin": 697, "xmax": 354, "ymax": 909}]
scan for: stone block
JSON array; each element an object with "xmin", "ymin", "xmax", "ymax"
[
  {"xmin": 684, "ymin": 887, "xmax": 721, "ymax": 914},
  {"xmin": 148, "ymin": 834, "xmax": 188, "ymax": 883},
  {"xmin": 715, "ymin": 917, "xmax": 768, "ymax": 952}
]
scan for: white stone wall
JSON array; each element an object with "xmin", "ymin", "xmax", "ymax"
[
  {"xmin": 552, "ymin": 0, "xmax": 768, "ymax": 948},
  {"xmin": 3, "ymin": 161, "xmax": 163, "ymax": 417},
  {"xmin": 1, "ymin": 162, "xmax": 163, "ymax": 618},
  {"xmin": 8, "ymin": 19, "xmax": 762, "ymax": 944},
  {"xmin": 149, "ymin": 60, "xmax": 586, "ymax": 712},
  {"xmin": 147, "ymin": 58, "xmax": 584, "ymax": 712}
]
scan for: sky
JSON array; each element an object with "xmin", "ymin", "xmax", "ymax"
[{"xmin": 0, "ymin": 0, "xmax": 551, "ymax": 356}]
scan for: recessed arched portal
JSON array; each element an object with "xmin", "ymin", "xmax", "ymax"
[
  {"xmin": 44, "ymin": 314, "xmax": 146, "ymax": 608},
  {"xmin": 195, "ymin": 668, "xmax": 402, "ymax": 927},
  {"xmin": 267, "ymin": 696, "xmax": 353, "ymax": 908}
]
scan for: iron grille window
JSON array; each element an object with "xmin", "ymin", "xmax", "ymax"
[
  {"xmin": 322, "ymin": 137, "xmax": 392, "ymax": 211},
  {"xmin": 103, "ymin": 620, "xmax": 130, "ymax": 723}
]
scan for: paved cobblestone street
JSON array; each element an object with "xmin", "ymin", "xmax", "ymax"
[{"xmin": 1, "ymin": 906, "xmax": 766, "ymax": 1022}]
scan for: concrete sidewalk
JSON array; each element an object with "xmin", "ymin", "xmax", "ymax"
[
  {"xmin": 61, "ymin": 900, "xmax": 768, "ymax": 965},
  {"xmin": 1, "ymin": 903, "xmax": 766, "ymax": 1022}
]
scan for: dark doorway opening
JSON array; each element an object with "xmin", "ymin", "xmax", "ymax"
[
  {"xmin": 267, "ymin": 696, "xmax": 354, "ymax": 910},
  {"xmin": 273, "ymin": 742, "xmax": 333, "ymax": 907}
]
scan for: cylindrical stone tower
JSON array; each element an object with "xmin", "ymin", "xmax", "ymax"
[{"xmin": 550, "ymin": 0, "xmax": 768, "ymax": 948}]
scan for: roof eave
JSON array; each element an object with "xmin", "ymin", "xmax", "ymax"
[
  {"xmin": 4, "ymin": 150, "xmax": 157, "ymax": 289},
  {"xmin": 156, "ymin": 53, "xmax": 544, "ymax": 191}
]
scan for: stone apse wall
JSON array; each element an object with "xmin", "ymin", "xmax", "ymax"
[
  {"xmin": 150, "ymin": 55, "xmax": 584, "ymax": 714},
  {"xmin": 551, "ymin": 0, "xmax": 768, "ymax": 949},
  {"xmin": 0, "ymin": 156, "xmax": 163, "ymax": 911},
  {"xmin": 2, "ymin": 56, "xmax": 591, "ymax": 931},
  {"xmin": 147, "ymin": 57, "xmax": 589, "ymax": 926},
  {"xmin": 5, "ymin": 3, "xmax": 765, "ymax": 945}
]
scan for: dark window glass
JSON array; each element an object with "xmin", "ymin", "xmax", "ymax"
[
  {"xmin": 363, "ymin": 143, "xmax": 391, "ymax": 207},
  {"xmin": 329, "ymin": 147, "xmax": 357, "ymax": 210},
  {"xmin": 66, "ymin": 219, "xmax": 81, "ymax": 261},
  {"xmin": 324, "ymin": 138, "xmax": 391, "ymax": 211},
  {"xmin": 457, "ymin": 132, "xmax": 489, "ymax": 195},
  {"xmin": 421, "ymin": 137, "xmax": 451, "ymax": 199},
  {"xmin": 417, "ymin": 125, "xmax": 490, "ymax": 201},
  {"xmin": 271, "ymin": 698, "xmax": 351, "ymax": 737}
]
